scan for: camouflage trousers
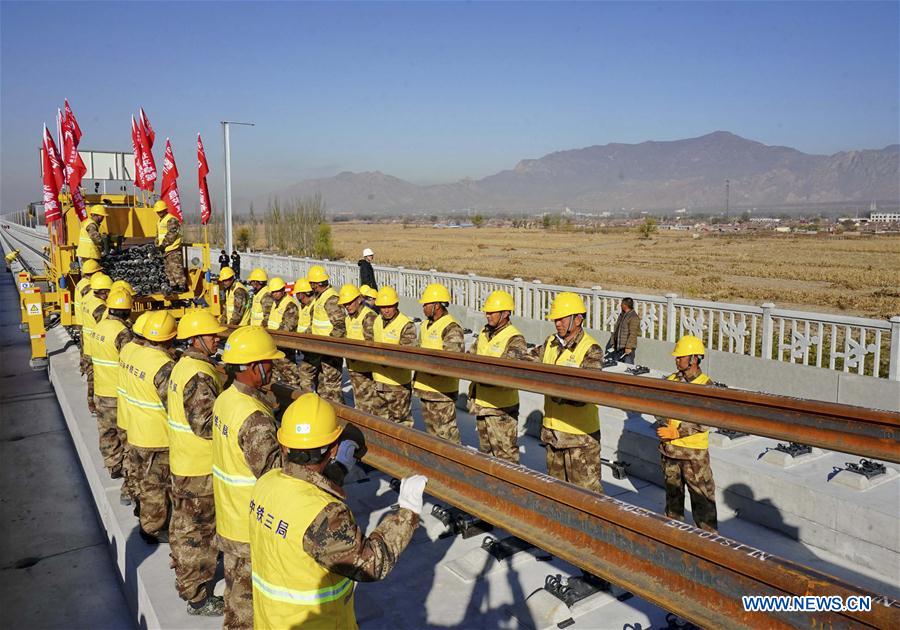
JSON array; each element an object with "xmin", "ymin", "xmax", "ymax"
[
  {"xmin": 418, "ymin": 391, "xmax": 461, "ymax": 444},
  {"xmin": 272, "ymin": 357, "xmax": 308, "ymax": 390},
  {"xmin": 170, "ymin": 474, "xmax": 218, "ymax": 604},
  {"xmin": 163, "ymin": 250, "xmax": 186, "ymax": 291},
  {"xmin": 95, "ymin": 396, "xmax": 124, "ymax": 475},
  {"xmin": 222, "ymin": 551, "xmax": 253, "ymax": 630},
  {"xmin": 85, "ymin": 361, "xmax": 95, "ymax": 412},
  {"xmin": 129, "ymin": 447, "xmax": 171, "ymax": 534},
  {"xmin": 302, "ymin": 353, "xmax": 344, "ymax": 404},
  {"xmin": 475, "ymin": 407, "xmax": 520, "ymax": 464},
  {"xmin": 542, "ymin": 427, "xmax": 603, "ymax": 494},
  {"xmin": 119, "ymin": 430, "xmax": 139, "ymax": 501},
  {"xmin": 374, "ymin": 382, "xmax": 414, "ymax": 427},
  {"xmin": 349, "ymin": 370, "xmax": 378, "ymax": 415},
  {"xmin": 661, "ymin": 452, "xmax": 718, "ymax": 532}
]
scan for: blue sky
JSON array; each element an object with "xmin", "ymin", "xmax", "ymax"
[{"xmin": 1, "ymin": 1, "xmax": 898, "ymax": 215}]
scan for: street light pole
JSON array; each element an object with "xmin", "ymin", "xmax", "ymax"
[{"xmin": 220, "ymin": 120, "xmax": 255, "ymax": 255}]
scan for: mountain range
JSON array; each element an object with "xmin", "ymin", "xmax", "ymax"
[{"xmin": 268, "ymin": 132, "xmax": 899, "ymax": 214}]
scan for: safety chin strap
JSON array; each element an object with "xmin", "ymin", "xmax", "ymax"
[
  {"xmin": 256, "ymin": 362, "xmax": 270, "ymax": 385},
  {"xmin": 195, "ymin": 336, "xmax": 213, "ymax": 356},
  {"xmin": 555, "ymin": 314, "xmax": 578, "ymax": 346}
]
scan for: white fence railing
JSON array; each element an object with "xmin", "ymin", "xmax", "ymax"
[{"xmin": 195, "ymin": 248, "xmax": 900, "ymax": 381}]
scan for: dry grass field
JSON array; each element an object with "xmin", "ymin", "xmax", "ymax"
[{"xmin": 327, "ymin": 223, "xmax": 900, "ymax": 319}]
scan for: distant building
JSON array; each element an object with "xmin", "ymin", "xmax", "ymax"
[{"xmin": 870, "ymin": 212, "xmax": 900, "ymax": 223}]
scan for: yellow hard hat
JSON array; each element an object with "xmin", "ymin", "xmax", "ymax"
[
  {"xmin": 221, "ymin": 326, "xmax": 285, "ymax": 364},
  {"xmin": 132, "ymin": 311, "xmax": 152, "ymax": 337},
  {"xmin": 90, "ymin": 273, "xmax": 113, "ymax": 291},
  {"xmin": 307, "ymin": 265, "xmax": 329, "ymax": 283},
  {"xmin": 111, "ymin": 280, "xmax": 134, "ymax": 295},
  {"xmin": 153, "ymin": 200, "xmax": 168, "ymax": 213},
  {"xmin": 177, "ymin": 309, "xmax": 226, "ymax": 340},
  {"xmin": 375, "ymin": 286, "xmax": 399, "ymax": 307},
  {"xmin": 106, "ymin": 289, "xmax": 133, "ymax": 310},
  {"xmin": 247, "ymin": 268, "xmax": 268, "ymax": 283},
  {"xmin": 672, "ymin": 335, "xmax": 706, "ymax": 357},
  {"xmin": 143, "ymin": 310, "xmax": 177, "ymax": 342},
  {"xmin": 293, "ymin": 278, "xmax": 312, "ymax": 294},
  {"xmin": 219, "ymin": 267, "xmax": 236, "ymax": 281},
  {"xmin": 546, "ymin": 292, "xmax": 586, "ymax": 321},
  {"xmin": 359, "ymin": 284, "xmax": 377, "ymax": 299},
  {"xmin": 337, "ymin": 284, "xmax": 361, "ymax": 305},
  {"xmin": 268, "ymin": 277, "xmax": 287, "ymax": 292},
  {"xmin": 89, "ymin": 204, "xmax": 108, "ymax": 217},
  {"xmin": 277, "ymin": 392, "xmax": 343, "ymax": 450},
  {"xmin": 482, "ymin": 290, "xmax": 515, "ymax": 313},
  {"xmin": 419, "ymin": 283, "xmax": 451, "ymax": 304},
  {"xmin": 82, "ymin": 259, "xmax": 102, "ymax": 274},
  {"xmin": 5, "ymin": 251, "xmax": 18, "ymax": 263}
]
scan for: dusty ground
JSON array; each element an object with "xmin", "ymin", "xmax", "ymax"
[{"xmin": 328, "ymin": 223, "xmax": 900, "ymax": 319}]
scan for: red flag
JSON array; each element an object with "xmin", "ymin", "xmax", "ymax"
[
  {"xmin": 131, "ymin": 116, "xmax": 146, "ymax": 190},
  {"xmin": 41, "ymin": 126, "xmax": 62, "ymax": 224},
  {"xmin": 197, "ymin": 134, "xmax": 211, "ymax": 225},
  {"xmin": 136, "ymin": 115, "xmax": 157, "ymax": 191},
  {"xmin": 43, "ymin": 125, "xmax": 65, "ymax": 192},
  {"xmin": 161, "ymin": 139, "xmax": 183, "ymax": 221},
  {"xmin": 60, "ymin": 104, "xmax": 87, "ymax": 220},
  {"xmin": 64, "ymin": 99, "xmax": 82, "ymax": 146},
  {"xmin": 140, "ymin": 107, "xmax": 155, "ymax": 147}
]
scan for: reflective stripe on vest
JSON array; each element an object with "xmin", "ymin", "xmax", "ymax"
[
  {"xmin": 473, "ymin": 325, "xmax": 522, "ymax": 409},
  {"xmin": 167, "ymin": 356, "xmax": 223, "ymax": 477},
  {"xmin": 267, "ymin": 295, "xmax": 299, "ymax": 331},
  {"xmin": 664, "ymin": 372, "xmax": 711, "ymax": 449},
  {"xmin": 311, "ymin": 288, "xmax": 338, "ymax": 336},
  {"xmin": 413, "ymin": 315, "xmax": 460, "ymax": 394},
  {"xmin": 373, "ymin": 313, "xmax": 413, "ymax": 386},
  {"xmin": 156, "ymin": 215, "xmax": 182, "ymax": 252},
  {"xmin": 81, "ymin": 294, "xmax": 106, "ymax": 357},
  {"xmin": 250, "ymin": 287, "xmax": 271, "ymax": 326},
  {"xmin": 212, "ymin": 384, "xmax": 274, "ymax": 543},
  {"xmin": 76, "ymin": 220, "xmax": 101, "ymax": 259},
  {"xmin": 541, "ymin": 333, "xmax": 600, "ymax": 435},
  {"xmin": 116, "ymin": 341, "xmax": 141, "ymax": 431},
  {"xmin": 92, "ymin": 317, "xmax": 127, "ymax": 398},
  {"xmin": 249, "ymin": 469, "xmax": 357, "ymax": 630},
  {"xmin": 345, "ymin": 307, "xmax": 376, "ymax": 372},
  {"xmin": 73, "ymin": 277, "xmax": 91, "ymax": 325},
  {"xmin": 225, "ymin": 282, "xmax": 251, "ymax": 326},
  {"xmin": 297, "ymin": 303, "xmax": 312, "ymax": 333},
  {"xmin": 122, "ymin": 344, "xmax": 171, "ymax": 448}
]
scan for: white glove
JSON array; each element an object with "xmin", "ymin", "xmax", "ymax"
[
  {"xmin": 335, "ymin": 440, "xmax": 359, "ymax": 469},
  {"xmin": 397, "ymin": 475, "xmax": 428, "ymax": 515}
]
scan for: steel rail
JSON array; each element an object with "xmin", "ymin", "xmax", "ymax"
[
  {"xmin": 250, "ymin": 328, "xmax": 900, "ymax": 463},
  {"xmin": 270, "ymin": 382, "xmax": 900, "ymax": 629}
]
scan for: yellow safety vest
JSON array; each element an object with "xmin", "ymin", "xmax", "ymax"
[
  {"xmin": 373, "ymin": 313, "xmax": 412, "ymax": 386},
  {"xmin": 267, "ymin": 295, "xmax": 299, "ymax": 331},
  {"xmin": 250, "ymin": 469, "xmax": 356, "ymax": 630},
  {"xmin": 92, "ymin": 317, "xmax": 127, "ymax": 398},
  {"xmin": 311, "ymin": 287, "xmax": 339, "ymax": 336},
  {"xmin": 414, "ymin": 315, "xmax": 460, "ymax": 394},
  {"xmin": 156, "ymin": 214, "xmax": 182, "ymax": 252},
  {"xmin": 473, "ymin": 325, "xmax": 522, "ymax": 409},
  {"xmin": 117, "ymin": 340, "xmax": 142, "ymax": 431},
  {"xmin": 541, "ymin": 333, "xmax": 601, "ymax": 435},
  {"xmin": 167, "ymin": 356, "xmax": 223, "ymax": 477},
  {"xmin": 297, "ymin": 302, "xmax": 312, "ymax": 334},
  {"xmin": 76, "ymin": 220, "xmax": 101, "ymax": 259},
  {"xmin": 81, "ymin": 294, "xmax": 106, "ymax": 357},
  {"xmin": 250, "ymin": 287, "xmax": 271, "ymax": 327},
  {"xmin": 225, "ymin": 282, "xmax": 251, "ymax": 326},
  {"xmin": 345, "ymin": 307, "xmax": 376, "ymax": 372},
  {"xmin": 664, "ymin": 373, "xmax": 711, "ymax": 449},
  {"xmin": 121, "ymin": 343, "xmax": 171, "ymax": 449},
  {"xmin": 73, "ymin": 277, "xmax": 91, "ymax": 326},
  {"xmin": 212, "ymin": 384, "xmax": 274, "ymax": 544}
]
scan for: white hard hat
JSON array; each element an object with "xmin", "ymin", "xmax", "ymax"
[{"xmin": 362, "ymin": 248, "xmax": 374, "ymax": 257}]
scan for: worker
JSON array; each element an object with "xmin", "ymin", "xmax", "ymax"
[
  {"xmin": 656, "ymin": 335, "xmax": 718, "ymax": 532},
  {"xmin": 218, "ymin": 249, "xmax": 230, "ymax": 272},
  {"xmin": 231, "ymin": 250, "xmax": 241, "ymax": 279},
  {"xmin": 219, "ymin": 267, "xmax": 250, "ymax": 326},
  {"xmin": 246, "ymin": 268, "xmax": 270, "ymax": 327},
  {"xmin": 467, "ymin": 290, "xmax": 526, "ymax": 463},
  {"xmin": 293, "ymin": 278, "xmax": 314, "ymax": 334},
  {"xmin": 606, "ymin": 297, "xmax": 640, "ymax": 364},
  {"xmin": 265, "ymin": 277, "xmax": 304, "ymax": 388},
  {"xmin": 167, "ymin": 309, "xmax": 227, "ymax": 616},
  {"xmin": 372, "ymin": 286, "xmax": 417, "ymax": 426},
  {"xmin": 75, "ymin": 204, "xmax": 106, "ymax": 265},
  {"xmin": 525, "ymin": 292, "xmax": 604, "ymax": 493},
  {"xmin": 359, "ymin": 284, "xmax": 378, "ymax": 312},
  {"xmin": 73, "ymin": 258, "xmax": 101, "ymax": 329},
  {"xmin": 306, "ymin": 264, "xmax": 346, "ymax": 404},
  {"xmin": 154, "ymin": 199, "xmax": 186, "ymax": 292},
  {"xmin": 82, "ymin": 272, "xmax": 113, "ymax": 414},
  {"xmin": 91, "ymin": 289, "xmax": 134, "ymax": 490},
  {"xmin": 117, "ymin": 311, "xmax": 152, "ymax": 507},
  {"xmin": 357, "ymin": 247, "xmax": 378, "ymax": 290},
  {"xmin": 338, "ymin": 284, "xmax": 379, "ymax": 414},
  {"xmin": 413, "ymin": 283, "xmax": 465, "ymax": 443},
  {"xmin": 249, "ymin": 393, "xmax": 426, "ymax": 629},
  {"xmin": 213, "ymin": 326, "xmax": 285, "ymax": 630},
  {"xmin": 122, "ymin": 310, "xmax": 177, "ymax": 543}
]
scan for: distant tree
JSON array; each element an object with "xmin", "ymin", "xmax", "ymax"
[
  {"xmin": 472, "ymin": 214, "xmax": 485, "ymax": 228},
  {"xmin": 314, "ymin": 223, "xmax": 335, "ymax": 258},
  {"xmin": 248, "ymin": 202, "xmax": 257, "ymax": 247},
  {"xmin": 638, "ymin": 217, "xmax": 658, "ymax": 239},
  {"xmin": 236, "ymin": 227, "xmax": 251, "ymax": 251},
  {"xmin": 740, "ymin": 211, "xmax": 751, "ymax": 223}
]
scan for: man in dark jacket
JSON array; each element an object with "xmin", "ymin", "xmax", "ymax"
[
  {"xmin": 358, "ymin": 247, "xmax": 378, "ymax": 290},
  {"xmin": 218, "ymin": 250, "xmax": 230, "ymax": 272},
  {"xmin": 230, "ymin": 250, "xmax": 241, "ymax": 279},
  {"xmin": 606, "ymin": 297, "xmax": 640, "ymax": 364}
]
